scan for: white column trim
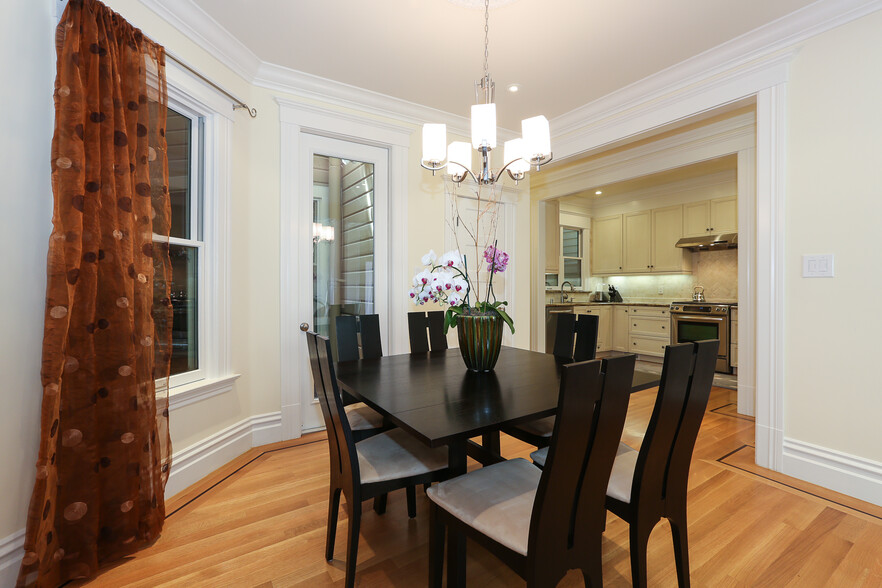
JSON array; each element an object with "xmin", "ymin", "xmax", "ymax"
[
  {"xmin": 753, "ymin": 85, "xmax": 787, "ymax": 470},
  {"xmin": 736, "ymin": 148, "xmax": 756, "ymax": 417}
]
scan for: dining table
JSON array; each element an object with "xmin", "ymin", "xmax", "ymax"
[
  {"xmin": 334, "ymin": 346, "xmax": 660, "ymax": 478},
  {"xmin": 334, "ymin": 346, "xmax": 660, "ymax": 585}
]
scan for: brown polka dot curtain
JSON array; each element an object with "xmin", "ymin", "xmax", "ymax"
[{"xmin": 18, "ymin": 1, "xmax": 172, "ymax": 586}]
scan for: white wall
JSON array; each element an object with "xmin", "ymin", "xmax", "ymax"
[
  {"xmin": 784, "ymin": 10, "xmax": 882, "ymax": 463},
  {"xmin": 0, "ymin": 0, "xmax": 56, "ymax": 554}
]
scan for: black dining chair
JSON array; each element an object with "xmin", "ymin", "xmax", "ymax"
[
  {"xmin": 408, "ymin": 310, "xmax": 449, "ymax": 353},
  {"xmin": 333, "ymin": 314, "xmax": 389, "ymax": 442},
  {"xmin": 603, "ymin": 340, "xmax": 718, "ymax": 588},
  {"xmin": 427, "ymin": 354, "xmax": 636, "ymax": 588},
  {"xmin": 502, "ymin": 313, "xmax": 600, "ymax": 448},
  {"xmin": 305, "ymin": 331, "xmax": 451, "ymax": 588}
]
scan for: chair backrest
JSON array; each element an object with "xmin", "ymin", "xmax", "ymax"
[
  {"xmin": 407, "ymin": 311, "xmax": 449, "ymax": 354},
  {"xmin": 552, "ymin": 313, "xmax": 577, "ymax": 360},
  {"xmin": 628, "ymin": 341, "xmax": 715, "ymax": 508},
  {"xmin": 573, "ymin": 313, "xmax": 599, "ymax": 362},
  {"xmin": 664, "ymin": 339, "xmax": 718, "ymax": 502},
  {"xmin": 334, "ymin": 314, "xmax": 384, "ymax": 362},
  {"xmin": 528, "ymin": 353, "xmax": 636, "ymax": 562},
  {"xmin": 305, "ymin": 331, "xmax": 358, "ymax": 486}
]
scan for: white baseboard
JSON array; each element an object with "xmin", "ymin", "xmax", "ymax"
[
  {"xmin": 782, "ymin": 437, "xmax": 882, "ymax": 507},
  {"xmin": 0, "ymin": 411, "xmax": 283, "ymax": 584},
  {"xmin": 0, "ymin": 528, "xmax": 26, "ymax": 587},
  {"xmin": 165, "ymin": 411, "xmax": 282, "ymax": 498}
]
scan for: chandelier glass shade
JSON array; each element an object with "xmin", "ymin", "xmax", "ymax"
[{"xmin": 420, "ymin": 1, "xmax": 551, "ymax": 185}]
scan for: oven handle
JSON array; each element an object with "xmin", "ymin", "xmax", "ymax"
[{"xmin": 672, "ymin": 314, "xmax": 726, "ymax": 323}]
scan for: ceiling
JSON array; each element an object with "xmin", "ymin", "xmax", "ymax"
[{"xmin": 191, "ymin": 0, "xmax": 817, "ymax": 130}]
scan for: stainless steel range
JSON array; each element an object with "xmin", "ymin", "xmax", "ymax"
[{"xmin": 669, "ymin": 302, "xmax": 732, "ymax": 373}]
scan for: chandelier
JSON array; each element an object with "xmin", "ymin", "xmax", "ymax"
[{"xmin": 420, "ymin": 0, "xmax": 552, "ymax": 185}]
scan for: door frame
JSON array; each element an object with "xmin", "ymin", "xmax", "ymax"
[{"xmin": 279, "ymin": 99, "xmax": 412, "ymax": 439}]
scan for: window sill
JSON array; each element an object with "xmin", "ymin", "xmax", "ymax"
[{"xmin": 169, "ymin": 374, "xmax": 240, "ymax": 411}]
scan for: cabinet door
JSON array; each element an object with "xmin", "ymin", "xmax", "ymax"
[
  {"xmin": 596, "ymin": 306, "xmax": 612, "ymax": 352},
  {"xmin": 592, "ymin": 214, "xmax": 623, "ymax": 275},
  {"xmin": 623, "ymin": 211, "xmax": 652, "ymax": 273},
  {"xmin": 710, "ymin": 196, "xmax": 737, "ymax": 233},
  {"xmin": 683, "ymin": 200, "xmax": 710, "ymax": 237},
  {"xmin": 651, "ymin": 205, "xmax": 689, "ymax": 272},
  {"xmin": 612, "ymin": 306, "xmax": 629, "ymax": 351}
]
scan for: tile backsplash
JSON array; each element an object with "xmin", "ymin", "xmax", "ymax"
[{"xmin": 563, "ymin": 249, "xmax": 738, "ymax": 303}]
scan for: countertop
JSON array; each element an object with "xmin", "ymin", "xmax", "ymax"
[{"xmin": 546, "ymin": 301, "xmax": 671, "ymax": 308}]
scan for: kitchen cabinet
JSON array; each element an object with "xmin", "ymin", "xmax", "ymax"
[
  {"xmin": 623, "ymin": 211, "xmax": 652, "ymax": 272},
  {"xmin": 591, "ymin": 214, "xmax": 623, "ymax": 275},
  {"xmin": 544, "ymin": 200, "xmax": 560, "ymax": 273},
  {"xmin": 652, "ymin": 205, "xmax": 692, "ymax": 272},
  {"xmin": 628, "ymin": 306, "xmax": 670, "ymax": 358},
  {"xmin": 612, "ymin": 306, "xmax": 630, "ymax": 351},
  {"xmin": 730, "ymin": 306, "xmax": 738, "ymax": 370},
  {"xmin": 575, "ymin": 305, "xmax": 612, "ymax": 353},
  {"xmin": 683, "ymin": 196, "xmax": 737, "ymax": 237},
  {"xmin": 599, "ymin": 206, "xmax": 690, "ymax": 275}
]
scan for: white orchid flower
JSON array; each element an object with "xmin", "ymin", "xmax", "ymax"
[
  {"xmin": 421, "ymin": 249, "xmax": 438, "ymax": 266},
  {"xmin": 438, "ymin": 249, "xmax": 462, "ymax": 268},
  {"xmin": 452, "ymin": 277, "xmax": 468, "ymax": 293},
  {"xmin": 448, "ymin": 293, "xmax": 463, "ymax": 306},
  {"xmin": 414, "ymin": 269, "xmax": 433, "ymax": 287}
]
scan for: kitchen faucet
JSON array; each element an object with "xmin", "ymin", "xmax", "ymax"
[{"xmin": 560, "ymin": 281, "xmax": 574, "ymax": 303}]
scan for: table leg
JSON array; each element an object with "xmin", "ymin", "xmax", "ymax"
[
  {"xmin": 481, "ymin": 431, "xmax": 501, "ymax": 455},
  {"xmin": 446, "ymin": 439, "xmax": 467, "ymax": 587}
]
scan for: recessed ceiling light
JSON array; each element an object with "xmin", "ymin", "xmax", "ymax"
[
  {"xmin": 507, "ymin": 83, "xmax": 521, "ymax": 93},
  {"xmin": 595, "ymin": 190, "xmax": 603, "ymax": 195}
]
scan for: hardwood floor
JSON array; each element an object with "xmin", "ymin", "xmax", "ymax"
[{"xmin": 74, "ymin": 387, "xmax": 882, "ymax": 587}]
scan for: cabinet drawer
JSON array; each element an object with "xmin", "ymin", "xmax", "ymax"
[
  {"xmin": 630, "ymin": 306, "xmax": 670, "ymax": 318},
  {"xmin": 630, "ymin": 335, "xmax": 667, "ymax": 357},
  {"xmin": 630, "ymin": 316, "xmax": 669, "ymax": 336}
]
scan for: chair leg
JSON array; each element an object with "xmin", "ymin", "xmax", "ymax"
[
  {"xmin": 629, "ymin": 522, "xmax": 653, "ymax": 588},
  {"xmin": 373, "ymin": 493, "xmax": 388, "ymax": 515},
  {"xmin": 407, "ymin": 485, "xmax": 417, "ymax": 518},
  {"xmin": 447, "ymin": 522, "xmax": 466, "ymax": 587},
  {"xmin": 344, "ymin": 501, "xmax": 362, "ymax": 588},
  {"xmin": 325, "ymin": 487, "xmax": 342, "ymax": 561},
  {"xmin": 669, "ymin": 515, "xmax": 691, "ymax": 588},
  {"xmin": 428, "ymin": 503, "xmax": 445, "ymax": 588}
]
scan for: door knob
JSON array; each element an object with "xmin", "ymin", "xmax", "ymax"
[{"xmin": 300, "ymin": 322, "xmax": 310, "ymax": 332}]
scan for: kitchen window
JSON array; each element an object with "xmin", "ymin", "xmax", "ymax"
[{"xmin": 561, "ymin": 226, "xmax": 583, "ymax": 287}]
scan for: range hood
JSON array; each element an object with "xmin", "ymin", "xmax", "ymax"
[{"xmin": 675, "ymin": 233, "xmax": 738, "ymax": 250}]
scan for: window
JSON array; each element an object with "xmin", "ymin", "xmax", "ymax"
[
  {"xmin": 161, "ymin": 61, "xmax": 236, "ymax": 407},
  {"xmin": 164, "ymin": 106, "xmax": 204, "ymax": 383},
  {"xmin": 561, "ymin": 227, "xmax": 583, "ymax": 287}
]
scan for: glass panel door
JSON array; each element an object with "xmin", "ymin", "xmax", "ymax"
[{"xmin": 300, "ymin": 135, "xmax": 388, "ymax": 431}]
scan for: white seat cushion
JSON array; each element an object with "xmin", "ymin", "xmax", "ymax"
[
  {"xmin": 344, "ymin": 402, "xmax": 385, "ymax": 431},
  {"xmin": 426, "ymin": 458, "xmax": 540, "ymax": 556},
  {"xmin": 606, "ymin": 443, "xmax": 638, "ymax": 503},
  {"xmin": 510, "ymin": 416, "xmax": 555, "ymax": 438},
  {"xmin": 356, "ymin": 428, "xmax": 448, "ymax": 484}
]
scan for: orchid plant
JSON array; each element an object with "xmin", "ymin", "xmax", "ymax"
[{"xmin": 409, "ymin": 244, "xmax": 515, "ymax": 334}]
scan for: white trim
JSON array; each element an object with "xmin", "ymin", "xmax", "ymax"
[
  {"xmin": 736, "ymin": 148, "xmax": 756, "ymax": 417},
  {"xmin": 783, "ymin": 438, "xmax": 882, "ymax": 507},
  {"xmin": 278, "ymin": 99, "xmax": 411, "ymax": 440},
  {"xmin": 169, "ymin": 373, "xmax": 240, "ymax": 411},
  {"xmin": 165, "ymin": 412, "xmax": 283, "ymax": 498},
  {"xmin": 0, "ymin": 529, "xmax": 26, "ymax": 587},
  {"xmin": 753, "ymin": 85, "xmax": 787, "ymax": 471},
  {"xmin": 137, "ymin": 0, "xmax": 261, "ymax": 83}
]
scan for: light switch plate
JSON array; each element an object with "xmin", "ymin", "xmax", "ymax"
[{"xmin": 802, "ymin": 254, "xmax": 834, "ymax": 278}]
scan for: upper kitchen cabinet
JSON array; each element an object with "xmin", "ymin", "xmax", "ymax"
[
  {"xmin": 592, "ymin": 214, "xmax": 623, "ymax": 275},
  {"xmin": 683, "ymin": 196, "xmax": 737, "ymax": 236},
  {"xmin": 623, "ymin": 211, "xmax": 652, "ymax": 272},
  {"xmin": 651, "ymin": 205, "xmax": 692, "ymax": 272}
]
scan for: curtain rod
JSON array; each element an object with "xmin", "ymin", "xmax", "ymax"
[{"xmin": 165, "ymin": 51, "xmax": 258, "ymax": 118}]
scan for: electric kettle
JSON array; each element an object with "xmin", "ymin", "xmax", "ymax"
[{"xmin": 692, "ymin": 286, "xmax": 706, "ymax": 302}]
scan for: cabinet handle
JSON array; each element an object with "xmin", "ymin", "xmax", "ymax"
[
  {"xmin": 633, "ymin": 323, "xmax": 637, "ymax": 327},
  {"xmin": 633, "ymin": 342, "xmax": 637, "ymax": 346},
  {"xmin": 662, "ymin": 325, "xmax": 666, "ymax": 329}
]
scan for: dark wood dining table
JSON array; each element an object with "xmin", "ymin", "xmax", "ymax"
[{"xmin": 335, "ymin": 346, "xmax": 660, "ymax": 477}]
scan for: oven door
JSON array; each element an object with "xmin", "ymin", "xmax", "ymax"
[{"xmin": 671, "ymin": 313, "xmax": 729, "ymax": 372}]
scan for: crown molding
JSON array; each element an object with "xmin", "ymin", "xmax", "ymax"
[
  {"xmin": 138, "ymin": 0, "xmax": 261, "ymax": 82},
  {"xmin": 550, "ymin": 0, "xmax": 882, "ymax": 157}
]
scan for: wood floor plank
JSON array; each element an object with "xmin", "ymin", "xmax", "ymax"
[{"xmin": 71, "ymin": 387, "xmax": 882, "ymax": 587}]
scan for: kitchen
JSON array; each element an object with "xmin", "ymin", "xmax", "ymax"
[{"xmin": 535, "ymin": 114, "xmax": 747, "ymax": 403}]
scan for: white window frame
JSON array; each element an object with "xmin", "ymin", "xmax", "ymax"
[
  {"xmin": 560, "ymin": 226, "xmax": 585, "ymax": 289},
  {"xmin": 163, "ymin": 61, "xmax": 238, "ymax": 410}
]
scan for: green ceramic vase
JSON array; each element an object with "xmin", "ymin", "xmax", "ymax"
[{"xmin": 456, "ymin": 312, "xmax": 504, "ymax": 372}]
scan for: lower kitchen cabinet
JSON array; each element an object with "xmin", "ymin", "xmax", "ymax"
[
  {"xmin": 612, "ymin": 306, "xmax": 629, "ymax": 351},
  {"xmin": 628, "ymin": 306, "xmax": 670, "ymax": 358},
  {"xmin": 731, "ymin": 307, "xmax": 738, "ymax": 369},
  {"xmin": 575, "ymin": 305, "xmax": 612, "ymax": 353}
]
